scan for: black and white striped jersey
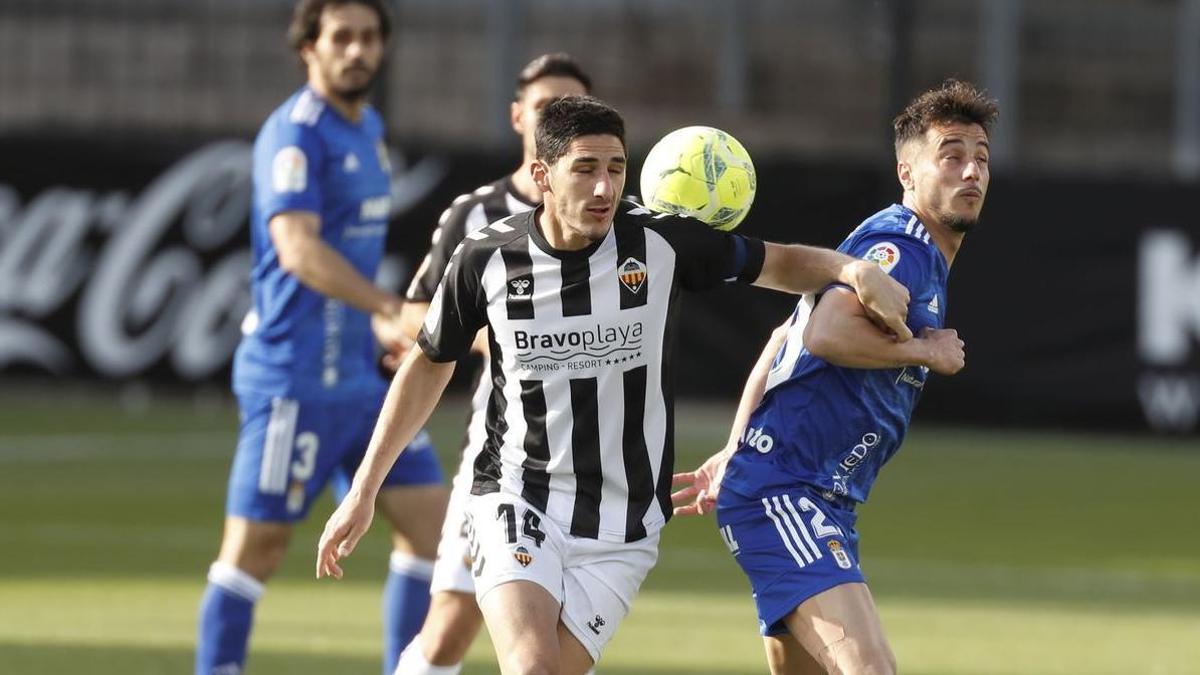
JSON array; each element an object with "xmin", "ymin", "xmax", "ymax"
[
  {"xmin": 406, "ymin": 177, "xmax": 540, "ymax": 489},
  {"xmin": 407, "ymin": 176, "xmax": 539, "ymax": 304},
  {"xmin": 418, "ymin": 206, "xmax": 766, "ymax": 543}
]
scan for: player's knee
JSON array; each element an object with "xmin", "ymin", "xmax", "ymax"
[
  {"xmin": 497, "ymin": 644, "xmax": 559, "ymax": 675},
  {"xmin": 421, "ymin": 626, "xmax": 474, "ymax": 665},
  {"xmin": 419, "ymin": 592, "xmax": 482, "ymax": 663},
  {"xmin": 501, "ymin": 659, "xmax": 556, "ymax": 675},
  {"xmin": 390, "ymin": 530, "xmax": 439, "ymax": 561},
  {"xmin": 845, "ymin": 639, "xmax": 896, "ymax": 675},
  {"xmin": 217, "ymin": 524, "xmax": 291, "ymax": 581},
  {"xmin": 380, "ymin": 486, "xmax": 450, "ymax": 558}
]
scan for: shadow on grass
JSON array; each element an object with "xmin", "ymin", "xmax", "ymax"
[{"xmin": 0, "ymin": 641, "xmax": 753, "ymax": 675}]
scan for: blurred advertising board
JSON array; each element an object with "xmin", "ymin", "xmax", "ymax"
[{"xmin": 1, "ymin": 136, "xmax": 1196, "ymax": 435}]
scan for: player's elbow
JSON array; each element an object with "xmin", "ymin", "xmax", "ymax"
[
  {"xmin": 275, "ymin": 240, "xmax": 312, "ymax": 279},
  {"xmin": 802, "ymin": 317, "xmax": 839, "ymax": 361}
]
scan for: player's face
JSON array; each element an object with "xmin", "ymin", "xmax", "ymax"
[
  {"xmin": 905, "ymin": 121, "xmax": 990, "ymax": 232},
  {"xmin": 540, "ymin": 135, "xmax": 627, "ymax": 246},
  {"xmin": 512, "ymin": 76, "xmax": 590, "ymax": 159},
  {"xmin": 302, "ymin": 3, "xmax": 385, "ymax": 103}
]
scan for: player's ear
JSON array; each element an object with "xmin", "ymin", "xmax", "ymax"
[
  {"xmin": 299, "ymin": 40, "xmax": 317, "ymax": 70},
  {"xmin": 531, "ymin": 160, "xmax": 552, "ymax": 194},
  {"xmin": 896, "ymin": 160, "xmax": 913, "ymax": 192},
  {"xmin": 510, "ymin": 100, "xmax": 523, "ymax": 135}
]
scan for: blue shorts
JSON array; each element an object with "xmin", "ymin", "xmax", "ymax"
[
  {"xmin": 716, "ymin": 484, "xmax": 863, "ymax": 636},
  {"xmin": 226, "ymin": 392, "xmax": 443, "ymax": 522}
]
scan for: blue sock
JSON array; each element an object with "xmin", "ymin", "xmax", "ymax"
[
  {"xmin": 196, "ymin": 562, "xmax": 265, "ymax": 675},
  {"xmin": 383, "ymin": 552, "xmax": 434, "ymax": 675}
]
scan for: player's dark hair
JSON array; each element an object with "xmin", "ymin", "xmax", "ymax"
[
  {"xmin": 893, "ymin": 79, "xmax": 999, "ymax": 153},
  {"xmin": 287, "ymin": 0, "xmax": 393, "ymax": 54},
  {"xmin": 515, "ymin": 53, "xmax": 593, "ymax": 100},
  {"xmin": 535, "ymin": 96, "xmax": 626, "ymax": 164}
]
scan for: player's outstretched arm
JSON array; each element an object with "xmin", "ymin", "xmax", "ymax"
[
  {"xmin": 673, "ymin": 317, "xmax": 791, "ymax": 517},
  {"xmin": 270, "ymin": 211, "xmax": 407, "ymax": 352},
  {"xmin": 316, "ymin": 347, "xmax": 455, "ymax": 580},
  {"xmin": 804, "ymin": 288, "xmax": 964, "ymax": 374},
  {"xmin": 754, "ymin": 243, "xmax": 912, "ymax": 341}
]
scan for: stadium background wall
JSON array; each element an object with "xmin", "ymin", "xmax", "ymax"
[{"xmin": 0, "ymin": 136, "xmax": 1197, "ymax": 436}]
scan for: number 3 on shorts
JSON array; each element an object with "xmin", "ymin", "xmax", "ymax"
[{"xmin": 496, "ymin": 503, "xmax": 547, "ymax": 548}]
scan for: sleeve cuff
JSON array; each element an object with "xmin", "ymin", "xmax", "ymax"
[
  {"xmin": 736, "ymin": 236, "xmax": 766, "ymax": 283},
  {"xmin": 417, "ymin": 330, "xmax": 460, "ymax": 363}
]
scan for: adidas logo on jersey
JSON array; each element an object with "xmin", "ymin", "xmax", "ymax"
[
  {"xmin": 343, "ymin": 152, "xmax": 360, "ymax": 173},
  {"xmin": 927, "ymin": 294, "xmax": 940, "ymax": 315}
]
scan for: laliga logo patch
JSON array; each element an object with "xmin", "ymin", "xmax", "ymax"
[
  {"xmin": 509, "ymin": 277, "xmax": 531, "ymax": 297},
  {"xmin": 513, "ymin": 545, "xmax": 533, "ymax": 568},
  {"xmin": 618, "ymin": 257, "xmax": 647, "ymax": 294},
  {"xmin": 272, "ymin": 146, "xmax": 307, "ymax": 193},
  {"xmin": 827, "ymin": 540, "xmax": 853, "ymax": 570},
  {"xmin": 864, "ymin": 242, "xmax": 900, "ymax": 274}
]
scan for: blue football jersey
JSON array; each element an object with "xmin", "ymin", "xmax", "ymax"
[
  {"xmin": 233, "ymin": 86, "xmax": 393, "ymax": 400},
  {"xmin": 721, "ymin": 204, "xmax": 949, "ymax": 505}
]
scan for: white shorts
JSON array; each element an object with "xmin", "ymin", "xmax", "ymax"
[
  {"xmin": 465, "ymin": 492, "xmax": 660, "ymax": 662},
  {"xmin": 429, "ymin": 373, "xmax": 491, "ymax": 595},
  {"xmin": 429, "ymin": 468, "xmax": 474, "ymax": 594}
]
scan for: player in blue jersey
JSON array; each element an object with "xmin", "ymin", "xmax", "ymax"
[
  {"xmin": 195, "ymin": 2, "xmax": 447, "ymax": 674},
  {"xmin": 673, "ymin": 79, "xmax": 996, "ymax": 674}
]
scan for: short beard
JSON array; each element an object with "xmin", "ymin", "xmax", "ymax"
[
  {"xmin": 944, "ymin": 214, "xmax": 977, "ymax": 233},
  {"xmin": 327, "ymin": 64, "xmax": 377, "ymax": 103},
  {"xmin": 333, "ymin": 81, "xmax": 373, "ymax": 103}
]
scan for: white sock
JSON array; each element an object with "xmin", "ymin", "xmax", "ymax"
[
  {"xmin": 394, "ymin": 635, "xmax": 462, "ymax": 675},
  {"xmin": 206, "ymin": 561, "xmax": 265, "ymax": 602}
]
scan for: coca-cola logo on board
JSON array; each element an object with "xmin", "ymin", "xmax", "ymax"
[{"xmin": 0, "ymin": 141, "xmax": 446, "ymax": 380}]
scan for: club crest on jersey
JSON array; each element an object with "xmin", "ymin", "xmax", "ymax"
[
  {"xmin": 827, "ymin": 540, "xmax": 853, "ymax": 570},
  {"xmin": 509, "ymin": 277, "xmax": 532, "ymax": 297},
  {"xmin": 864, "ymin": 242, "xmax": 900, "ymax": 274},
  {"xmin": 618, "ymin": 257, "xmax": 647, "ymax": 294},
  {"xmin": 513, "ymin": 546, "xmax": 533, "ymax": 567}
]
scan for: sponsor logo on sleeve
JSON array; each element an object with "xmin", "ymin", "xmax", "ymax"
[
  {"xmin": 864, "ymin": 242, "xmax": 900, "ymax": 274},
  {"xmin": 272, "ymin": 146, "xmax": 307, "ymax": 193},
  {"xmin": 741, "ymin": 425, "xmax": 775, "ymax": 454}
]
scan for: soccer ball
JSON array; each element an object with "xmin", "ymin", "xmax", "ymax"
[{"xmin": 639, "ymin": 126, "xmax": 756, "ymax": 231}]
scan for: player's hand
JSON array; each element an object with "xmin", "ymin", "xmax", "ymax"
[
  {"xmin": 671, "ymin": 447, "xmax": 733, "ymax": 517},
  {"xmin": 919, "ymin": 327, "xmax": 965, "ymax": 375},
  {"xmin": 849, "ymin": 261, "xmax": 912, "ymax": 342},
  {"xmin": 316, "ymin": 491, "xmax": 375, "ymax": 580},
  {"xmin": 372, "ymin": 310, "xmax": 414, "ymax": 367}
]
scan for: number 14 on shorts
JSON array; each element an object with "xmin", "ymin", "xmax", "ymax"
[{"xmin": 467, "ymin": 502, "xmax": 548, "ymax": 577}]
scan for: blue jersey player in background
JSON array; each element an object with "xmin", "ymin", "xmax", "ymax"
[
  {"xmin": 196, "ymin": 2, "xmax": 447, "ymax": 674},
  {"xmin": 673, "ymin": 79, "xmax": 997, "ymax": 674}
]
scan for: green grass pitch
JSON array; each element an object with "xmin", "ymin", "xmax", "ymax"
[{"xmin": 1, "ymin": 389, "xmax": 1198, "ymax": 674}]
